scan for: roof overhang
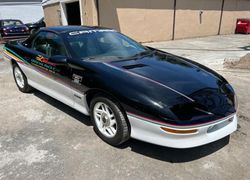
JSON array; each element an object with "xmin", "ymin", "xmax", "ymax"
[{"xmin": 42, "ymin": 0, "xmax": 60, "ymax": 7}]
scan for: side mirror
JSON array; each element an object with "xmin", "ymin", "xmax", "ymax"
[{"xmin": 49, "ymin": 55, "xmax": 67, "ymax": 65}]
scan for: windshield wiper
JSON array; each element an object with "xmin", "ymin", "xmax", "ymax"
[
  {"xmin": 82, "ymin": 56, "xmax": 97, "ymax": 61},
  {"xmin": 82, "ymin": 55, "xmax": 124, "ymax": 61},
  {"xmin": 81, "ymin": 50, "xmax": 155, "ymax": 62},
  {"xmin": 130, "ymin": 49, "xmax": 155, "ymax": 59}
]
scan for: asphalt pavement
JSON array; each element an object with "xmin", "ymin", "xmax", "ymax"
[{"xmin": 0, "ymin": 35, "xmax": 250, "ymax": 180}]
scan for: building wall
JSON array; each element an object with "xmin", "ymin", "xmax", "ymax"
[
  {"xmin": 174, "ymin": 0, "xmax": 222, "ymax": 39},
  {"xmin": 98, "ymin": 0, "xmax": 174, "ymax": 42},
  {"xmin": 220, "ymin": 0, "xmax": 250, "ymax": 34},
  {"xmin": 43, "ymin": 2, "xmax": 61, "ymax": 26},
  {"xmin": 42, "ymin": 0, "xmax": 250, "ymax": 42},
  {"xmin": 81, "ymin": 0, "xmax": 98, "ymax": 26}
]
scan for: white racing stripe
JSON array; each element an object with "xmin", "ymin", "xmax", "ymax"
[{"xmin": 103, "ymin": 62, "xmax": 195, "ymax": 102}]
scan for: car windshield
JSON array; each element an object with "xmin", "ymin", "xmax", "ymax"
[
  {"xmin": 2, "ymin": 20, "xmax": 23, "ymax": 26},
  {"xmin": 66, "ymin": 30, "xmax": 149, "ymax": 61}
]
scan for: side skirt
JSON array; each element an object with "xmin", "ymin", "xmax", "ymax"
[{"xmin": 19, "ymin": 63, "xmax": 90, "ymax": 116}]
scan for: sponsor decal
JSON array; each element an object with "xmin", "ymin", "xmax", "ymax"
[
  {"xmin": 69, "ymin": 29, "xmax": 115, "ymax": 36},
  {"xmin": 31, "ymin": 55, "xmax": 60, "ymax": 73},
  {"xmin": 3, "ymin": 47, "xmax": 60, "ymax": 73},
  {"xmin": 30, "ymin": 58, "xmax": 59, "ymax": 73},
  {"xmin": 3, "ymin": 47, "xmax": 29, "ymax": 64},
  {"xmin": 36, "ymin": 55, "xmax": 49, "ymax": 64},
  {"xmin": 72, "ymin": 74, "xmax": 83, "ymax": 84}
]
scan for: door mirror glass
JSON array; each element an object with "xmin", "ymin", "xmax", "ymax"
[{"xmin": 49, "ymin": 55, "xmax": 67, "ymax": 65}]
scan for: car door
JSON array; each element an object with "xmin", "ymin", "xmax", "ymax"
[{"xmin": 27, "ymin": 31, "xmax": 75, "ymax": 108}]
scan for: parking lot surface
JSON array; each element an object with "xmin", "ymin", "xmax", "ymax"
[
  {"xmin": 0, "ymin": 35, "xmax": 250, "ymax": 180},
  {"xmin": 145, "ymin": 34, "xmax": 250, "ymax": 70}
]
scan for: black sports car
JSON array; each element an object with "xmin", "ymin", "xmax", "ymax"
[
  {"xmin": 25, "ymin": 17, "xmax": 46, "ymax": 34},
  {"xmin": 0, "ymin": 19, "xmax": 30, "ymax": 39},
  {"xmin": 3, "ymin": 26, "xmax": 238, "ymax": 148}
]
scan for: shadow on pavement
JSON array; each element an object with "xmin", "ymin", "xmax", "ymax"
[
  {"xmin": 33, "ymin": 90, "xmax": 92, "ymax": 126},
  {"xmin": 33, "ymin": 90, "xmax": 230, "ymax": 163},
  {"xmin": 158, "ymin": 47, "xmax": 248, "ymax": 52},
  {"xmin": 119, "ymin": 136, "xmax": 229, "ymax": 163},
  {"xmin": 239, "ymin": 45, "xmax": 250, "ymax": 51}
]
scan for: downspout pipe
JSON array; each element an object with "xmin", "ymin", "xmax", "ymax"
[
  {"xmin": 218, "ymin": 0, "xmax": 225, "ymax": 35},
  {"xmin": 172, "ymin": 0, "xmax": 177, "ymax": 40}
]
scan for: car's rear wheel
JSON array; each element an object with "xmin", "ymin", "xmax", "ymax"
[
  {"xmin": 90, "ymin": 96, "xmax": 130, "ymax": 146},
  {"xmin": 13, "ymin": 63, "xmax": 33, "ymax": 93}
]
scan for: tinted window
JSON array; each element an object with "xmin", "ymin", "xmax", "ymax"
[
  {"xmin": 32, "ymin": 31, "xmax": 66, "ymax": 57},
  {"xmin": 32, "ymin": 32, "xmax": 47, "ymax": 54},
  {"xmin": 46, "ymin": 33, "xmax": 67, "ymax": 57},
  {"xmin": 66, "ymin": 31, "xmax": 148, "ymax": 61}
]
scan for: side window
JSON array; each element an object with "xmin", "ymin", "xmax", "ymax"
[
  {"xmin": 46, "ymin": 32, "xmax": 67, "ymax": 57},
  {"xmin": 31, "ymin": 31, "xmax": 67, "ymax": 57},
  {"xmin": 31, "ymin": 32, "xmax": 47, "ymax": 55}
]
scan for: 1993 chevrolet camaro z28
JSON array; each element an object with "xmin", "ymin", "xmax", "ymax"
[{"xmin": 4, "ymin": 26, "xmax": 238, "ymax": 148}]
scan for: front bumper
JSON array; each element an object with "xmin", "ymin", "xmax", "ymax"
[
  {"xmin": 127, "ymin": 113, "xmax": 237, "ymax": 148},
  {"xmin": 2, "ymin": 33, "xmax": 30, "ymax": 39},
  {"xmin": 2, "ymin": 32, "xmax": 29, "ymax": 36}
]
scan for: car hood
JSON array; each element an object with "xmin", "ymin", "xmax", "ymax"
[
  {"xmin": 72, "ymin": 51, "xmax": 236, "ymax": 125},
  {"xmin": 109, "ymin": 51, "xmax": 226, "ymax": 98},
  {"xmin": 100, "ymin": 51, "xmax": 236, "ymax": 124}
]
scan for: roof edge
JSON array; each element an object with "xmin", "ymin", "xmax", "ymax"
[{"xmin": 42, "ymin": 0, "xmax": 60, "ymax": 7}]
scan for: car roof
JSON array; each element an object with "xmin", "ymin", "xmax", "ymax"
[{"xmin": 44, "ymin": 26, "xmax": 113, "ymax": 34}]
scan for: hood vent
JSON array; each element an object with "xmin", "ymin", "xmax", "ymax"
[{"xmin": 122, "ymin": 64, "xmax": 147, "ymax": 70}]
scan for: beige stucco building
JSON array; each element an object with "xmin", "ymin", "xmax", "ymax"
[{"xmin": 42, "ymin": 0, "xmax": 250, "ymax": 42}]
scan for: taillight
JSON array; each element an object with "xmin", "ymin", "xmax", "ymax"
[{"xmin": 237, "ymin": 21, "xmax": 247, "ymax": 25}]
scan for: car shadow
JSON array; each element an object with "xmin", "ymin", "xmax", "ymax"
[
  {"xmin": 33, "ymin": 90, "xmax": 92, "ymax": 126},
  {"xmin": 239, "ymin": 45, "xmax": 250, "ymax": 51},
  {"xmin": 33, "ymin": 90, "xmax": 230, "ymax": 163},
  {"xmin": 119, "ymin": 136, "xmax": 229, "ymax": 163}
]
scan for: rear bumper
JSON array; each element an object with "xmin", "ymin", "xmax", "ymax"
[
  {"xmin": 1, "ymin": 34, "xmax": 29, "ymax": 43},
  {"xmin": 127, "ymin": 113, "xmax": 237, "ymax": 148},
  {"xmin": 235, "ymin": 26, "xmax": 250, "ymax": 34}
]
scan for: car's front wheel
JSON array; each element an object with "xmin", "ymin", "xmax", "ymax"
[
  {"xmin": 13, "ymin": 63, "xmax": 33, "ymax": 93},
  {"xmin": 90, "ymin": 95, "xmax": 130, "ymax": 146}
]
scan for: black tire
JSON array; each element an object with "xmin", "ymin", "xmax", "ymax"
[
  {"xmin": 90, "ymin": 95, "xmax": 130, "ymax": 146},
  {"xmin": 30, "ymin": 28, "xmax": 37, "ymax": 35},
  {"xmin": 12, "ymin": 63, "xmax": 33, "ymax": 93}
]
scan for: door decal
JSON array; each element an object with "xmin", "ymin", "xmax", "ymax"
[
  {"xmin": 72, "ymin": 74, "xmax": 83, "ymax": 84},
  {"xmin": 31, "ymin": 55, "xmax": 59, "ymax": 73}
]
